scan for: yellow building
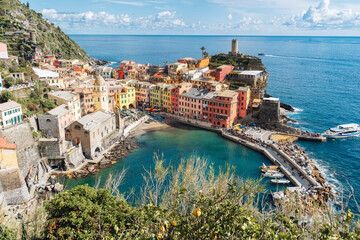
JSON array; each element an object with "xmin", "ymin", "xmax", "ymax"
[
  {"xmin": 162, "ymin": 85, "xmax": 176, "ymax": 112},
  {"xmin": 164, "ymin": 77, "xmax": 181, "ymax": 85},
  {"xmin": 115, "ymin": 85, "xmax": 136, "ymax": 110},
  {"xmin": 196, "ymin": 58, "xmax": 210, "ymax": 68},
  {"xmin": 0, "ymin": 138, "xmax": 18, "ymax": 168},
  {"xmin": 169, "ymin": 62, "xmax": 187, "ymax": 78},
  {"xmin": 150, "ymin": 83, "xmax": 164, "ymax": 108},
  {"xmin": 128, "ymin": 69, "xmax": 138, "ymax": 80}
]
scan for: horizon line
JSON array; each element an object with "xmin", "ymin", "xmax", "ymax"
[{"xmin": 67, "ymin": 34, "xmax": 360, "ymax": 37}]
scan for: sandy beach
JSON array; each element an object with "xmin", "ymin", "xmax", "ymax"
[{"xmin": 131, "ymin": 121, "xmax": 174, "ymax": 136}]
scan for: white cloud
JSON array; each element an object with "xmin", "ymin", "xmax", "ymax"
[
  {"xmin": 42, "ymin": 9, "xmax": 185, "ymax": 29},
  {"xmin": 285, "ymin": 0, "xmax": 360, "ymax": 29},
  {"xmin": 228, "ymin": 14, "xmax": 232, "ymax": 20},
  {"xmin": 100, "ymin": 0, "xmax": 146, "ymax": 7}
]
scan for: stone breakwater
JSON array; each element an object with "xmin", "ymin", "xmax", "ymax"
[{"xmin": 159, "ymin": 112, "xmax": 334, "ymax": 205}]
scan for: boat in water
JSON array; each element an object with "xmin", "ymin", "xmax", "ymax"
[
  {"xmin": 323, "ymin": 123, "xmax": 360, "ymax": 139},
  {"xmin": 258, "ymin": 52, "xmax": 265, "ymax": 56},
  {"xmin": 263, "ymin": 172, "xmax": 284, "ymax": 178},
  {"xmin": 271, "ymin": 179, "xmax": 290, "ymax": 184}
]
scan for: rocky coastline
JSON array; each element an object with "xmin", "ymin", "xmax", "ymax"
[{"xmin": 66, "ymin": 137, "xmax": 138, "ymax": 179}]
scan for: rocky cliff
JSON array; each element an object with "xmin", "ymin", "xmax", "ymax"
[{"xmin": 0, "ymin": 0, "xmax": 96, "ymax": 63}]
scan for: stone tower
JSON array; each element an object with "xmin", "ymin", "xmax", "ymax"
[
  {"xmin": 93, "ymin": 74, "xmax": 109, "ymax": 112},
  {"xmin": 231, "ymin": 39, "xmax": 238, "ymax": 53}
]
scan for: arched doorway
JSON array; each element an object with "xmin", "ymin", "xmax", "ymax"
[
  {"xmin": 122, "ymin": 105, "xmax": 127, "ymax": 110},
  {"xmin": 129, "ymin": 104, "xmax": 134, "ymax": 109},
  {"xmin": 95, "ymin": 147, "xmax": 101, "ymax": 152}
]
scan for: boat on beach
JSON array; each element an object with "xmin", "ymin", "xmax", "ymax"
[
  {"xmin": 323, "ymin": 123, "xmax": 360, "ymax": 139},
  {"xmin": 271, "ymin": 179, "xmax": 290, "ymax": 184}
]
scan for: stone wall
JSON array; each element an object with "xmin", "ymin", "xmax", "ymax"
[
  {"xmin": 64, "ymin": 145, "xmax": 85, "ymax": 169},
  {"xmin": 38, "ymin": 115, "xmax": 61, "ymax": 138},
  {"xmin": 39, "ymin": 139, "xmax": 68, "ymax": 158},
  {"xmin": 28, "ymin": 115, "xmax": 39, "ymax": 132},
  {"xmin": 0, "ymin": 167, "xmax": 30, "ymax": 205},
  {"xmin": 0, "ymin": 122, "xmax": 35, "ymax": 149}
]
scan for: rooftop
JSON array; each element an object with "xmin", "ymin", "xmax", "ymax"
[
  {"xmin": 0, "ymin": 101, "xmax": 21, "ymax": 111},
  {"xmin": 0, "ymin": 138, "xmax": 16, "ymax": 149},
  {"xmin": 181, "ymin": 88, "xmax": 209, "ymax": 99},
  {"xmin": 238, "ymin": 70, "xmax": 263, "ymax": 76},
  {"xmin": 216, "ymin": 90, "xmax": 238, "ymax": 98},
  {"xmin": 237, "ymin": 87, "xmax": 250, "ymax": 92},
  {"xmin": 49, "ymin": 91, "xmax": 77, "ymax": 102},
  {"xmin": 47, "ymin": 104, "xmax": 70, "ymax": 117},
  {"xmin": 77, "ymin": 111, "xmax": 113, "ymax": 131},
  {"xmin": 33, "ymin": 67, "xmax": 60, "ymax": 79}
]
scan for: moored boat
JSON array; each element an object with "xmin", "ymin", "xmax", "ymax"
[
  {"xmin": 271, "ymin": 179, "xmax": 290, "ymax": 184},
  {"xmin": 323, "ymin": 123, "xmax": 360, "ymax": 139},
  {"xmin": 263, "ymin": 172, "xmax": 284, "ymax": 178}
]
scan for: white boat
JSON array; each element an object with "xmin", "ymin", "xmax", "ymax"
[
  {"xmin": 323, "ymin": 123, "xmax": 360, "ymax": 139},
  {"xmin": 271, "ymin": 179, "xmax": 290, "ymax": 184},
  {"xmin": 263, "ymin": 172, "xmax": 284, "ymax": 178}
]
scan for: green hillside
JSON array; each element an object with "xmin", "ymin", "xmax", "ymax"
[{"xmin": 0, "ymin": 0, "xmax": 90, "ymax": 61}]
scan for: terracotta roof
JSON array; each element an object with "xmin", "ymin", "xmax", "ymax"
[{"xmin": 0, "ymin": 138, "xmax": 16, "ymax": 149}]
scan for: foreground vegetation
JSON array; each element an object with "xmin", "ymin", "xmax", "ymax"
[{"xmin": 1, "ymin": 157, "xmax": 359, "ymax": 239}]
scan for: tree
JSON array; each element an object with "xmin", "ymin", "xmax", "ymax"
[
  {"xmin": 26, "ymin": 2, "xmax": 30, "ymax": 8},
  {"xmin": 4, "ymin": 77, "xmax": 15, "ymax": 88},
  {"xmin": 200, "ymin": 46, "xmax": 206, "ymax": 57},
  {"xmin": 203, "ymin": 51, "xmax": 209, "ymax": 58},
  {"xmin": 0, "ymin": 91, "xmax": 15, "ymax": 103},
  {"xmin": 44, "ymin": 185, "xmax": 136, "ymax": 240}
]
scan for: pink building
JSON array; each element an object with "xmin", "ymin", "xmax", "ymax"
[
  {"xmin": 171, "ymin": 82, "xmax": 192, "ymax": 114},
  {"xmin": 107, "ymin": 80, "xmax": 124, "ymax": 111},
  {"xmin": 202, "ymin": 90, "xmax": 239, "ymax": 128},
  {"xmin": 215, "ymin": 65, "xmax": 234, "ymax": 82},
  {"xmin": 179, "ymin": 88, "xmax": 208, "ymax": 119},
  {"xmin": 38, "ymin": 104, "xmax": 73, "ymax": 139},
  {"xmin": 237, "ymin": 87, "xmax": 251, "ymax": 118},
  {"xmin": 0, "ymin": 42, "xmax": 8, "ymax": 59}
]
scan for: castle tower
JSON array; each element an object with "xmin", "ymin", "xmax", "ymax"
[
  {"xmin": 231, "ymin": 39, "xmax": 238, "ymax": 54},
  {"xmin": 93, "ymin": 74, "xmax": 109, "ymax": 112}
]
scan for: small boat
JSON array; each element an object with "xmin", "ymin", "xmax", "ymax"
[
  {"xmin": 323, "ymin": 123, "xmax": 360, "ymax": 139},
  {"xmin": 271, "ymin": 179, "xmax": 290, "ymax": 184},
  {"xmin": 263, "ymin": 172, "xmax": 284, "ymax": 178},
  {"xmin": 260, "ymin": 163, "xmax": 278, "ymax": 169},
  {"xmin": 258, "ymin": 52, "xmax": 265, "ymax": 56}
]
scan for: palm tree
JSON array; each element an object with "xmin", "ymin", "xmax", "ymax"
[
  {"xmin": 164, "ymin": 61, "xmax": 168, "ymax": 66},
  {"xmin": 200, "ymin": 46, "xmax": 206, "ymax": 57}
]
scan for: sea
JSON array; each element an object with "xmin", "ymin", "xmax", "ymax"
[{"xmin": 66, "ymin": 35, "xmax": 360, "ymax": 210}]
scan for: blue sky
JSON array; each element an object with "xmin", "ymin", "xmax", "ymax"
[{"xmin": 23, "ymin": 0, "xmax": 360, "ymax": 35}]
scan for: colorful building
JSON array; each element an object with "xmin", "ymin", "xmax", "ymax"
[
  {"xmin": 162, "ymin": 85, "xmax": 176, "ymax": 113},
  {"xmin": 0, "ymin": 42, "xmax": 8, "ymax": 59},
  {"xmin": 48, "ymin": 91, "xmax": 82, "ymax": 120},
  {"xmin": 179, "ymin": 88, "xmax": 208, "ymax": 119},
  {"xmin": 215, "ymin": 65, "xmax": 234, "ymax": 82},
  {"xmin": 0, "ymin": 101, "xmax": 23, "ymax": 129},
  {"xmin": 0, "ymin": 138, "xmax": 17, "ymax": 168},
  {"xmin": 150, "ymin": 83, "xmax": 164, "ymax": 108},
  {"xmin": 38, "ymin": 104, "xmax": 73, "ymax": 139},
  {"xmin": 237, "ymin": 87, "xmax": 251, "ymax": 118},
  {"xmin": 168, "ymin": 62, "xmax": 187, "ymax": 78},
  {"xmin": 171, "ymin": 82, "xmax": 192, "ymax": 114},
  {"xmin": 196, "ymin": 58, "xmax": 210, "ymax": 69},
  {"xmin": 93, "ymin": 74, "xmax": 110, "ymax": 112},
  {"xmin": 115, "ymin": 85, "xmax": 136, "ymax": 110},
  {"xmin": 202, "ymin": 90, "xmax": 238, "ymax": 128}
]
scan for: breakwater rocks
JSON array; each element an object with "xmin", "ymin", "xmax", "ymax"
[{"xmin": 67, "ymin": 137, "xmax": 138, "ymax": 179}]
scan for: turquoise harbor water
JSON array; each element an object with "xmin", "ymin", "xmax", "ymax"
[
  {"xmin": 65, "ymin": 125, "xmax": 286, "ymax": 195},
  {"xmin": 67, "ymin": 35, "xmax": 360, "ymax": 208}
]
